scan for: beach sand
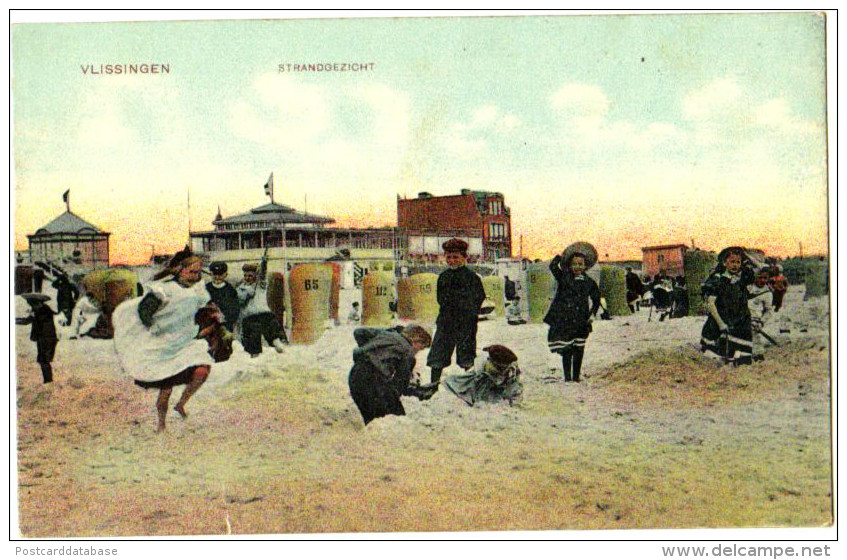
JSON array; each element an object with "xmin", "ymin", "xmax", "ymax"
[{"xmin": 14, "ymin": 286, "xmax": 832, "ymax": 536}]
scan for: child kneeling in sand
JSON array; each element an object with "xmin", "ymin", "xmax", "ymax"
[
  {"xmin": 348, "ymin": 324, "xmax": 435, "ymax": 425},
  {"xmin": 443, "ymin": 344, "xmax": 523, "ymax": 406}
]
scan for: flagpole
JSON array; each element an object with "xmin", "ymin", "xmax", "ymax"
[{"xmin": 187, "ymin": 186, "xmax": 192, "ymax": 248}]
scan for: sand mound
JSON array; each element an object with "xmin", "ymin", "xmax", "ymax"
[{"xmin": 592, "ymin": 338, "xmax": 830, "ymax": 409}]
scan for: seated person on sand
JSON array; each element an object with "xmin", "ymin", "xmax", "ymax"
[
  {"xmin": 347, "ymin": 301, "xmax": 361, "ymax": 324},
  {"xmin": 444, "ymin": 345, "xmax": 523, "ymax": 407},
  {"xmin": 69, "ymin": 292, "xmax": 101, "ymax": 339},
  {"xmin": 506, "ymin": 296, "xmax": 526, "ymax": 325},
  {"xmin": 348, "ymin": 324, "xmax": 436, "ymax": 425}
]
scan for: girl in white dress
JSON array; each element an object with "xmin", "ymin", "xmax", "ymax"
[{"xmin": 113, "ymin": 250, "xmax": 213, "ymax": 432}]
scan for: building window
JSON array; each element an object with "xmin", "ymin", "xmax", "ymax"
[
  {"xmin": 488, "ymin": 200, "xmax": 502, "ymax": 215},
  {"xmin": 489, "ymin": 222, "xmax": 505, "ymax": 239},
  {"xmin": 658, "ymin": 254, "xmax": 665, "ymax": 263}
]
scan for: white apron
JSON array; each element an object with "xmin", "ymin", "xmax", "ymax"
[{"xmin": 112, "ymin": 279, "xmax": 211, "ymax": 382}]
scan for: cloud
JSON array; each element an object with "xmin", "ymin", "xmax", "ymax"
[
  {"xmin": 441, "ymin": 103, "xmax": 523, "ymax": 158},
  {"xmin": 229, "ymin": 73, "xmax": 411, "ymax": 176},
  {"xmin": 551, "ymin": 83, "xmax": 610, "ymax": 118},
  {"xmin": 682, "ymin": 78, "xmax": 742, "ymax": 120},
  {"xmin": 550, "ymin": 82, "xmax": 681, "ymax": 152}
]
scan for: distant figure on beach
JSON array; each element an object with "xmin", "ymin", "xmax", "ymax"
[
  {"xmin": 506, "ymin": 296, "xmax": 526, "ymax": 325},
  {"xmin": 347, "ymin": 301, "xmax": 361, "ymax": 324},
  {"xmin": 348, "ymin": 324, "xmax": 435, "ymax": 425},
  {"xmin": 625, "ymin": 267, "xmax": 644, "ymax": 312},
  {"xmin": 748, "ymin": 266, "xmax": 774, "ymax": 362},
  {"xmin": 20, "ymin": 293, "xmax": 58, "ymax": 384},
  {"xmin": 52, "ymin": 274, "xmax": 79, "ymax": 326},
  {"xmin": 427, "ymin": 238, "xmax": 486, "ymax": 386},
  {"xmin": 768, "ymin": 265, "xmax": 788, "ymax": 312},
  {"xmin": 33, "ymin": 268, "xmax": 45, "ymax": 293},
  {"xmin": 237, "ymin": 262, "xmax": 287, "ymax": 358},
  {"xmin": 651, "ymin": 276, "xmax": 674, "ymax": 321},
  {"xmin": 504, "ymin": 275, "xmax": 517, "ymax": 302},
  {"xmin": 444, "ymin": 344, "xmax": 523, "ymax": 407},
  {"xmin": 205, "ymin": 261, "xmax": 240, "ymax": 333},
  {"xmin": 671, "ymin": 275, "xmax": 689, "ymax": 318},
  {"xmin": 112, "ymin": 249, "xmax": 214, "ymax": 433},
  {"xmin": 544, "ymin": 243, "xmax": 601, "ymax": 383},
  {"xmin": 700, "ymin": 247, "xmax": 760, "ymax": 366}
]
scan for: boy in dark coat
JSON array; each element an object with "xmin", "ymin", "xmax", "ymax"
[
  {"xmin": 205, "ymin": 261, "xmax": 240, "ymax": 333},
  {"xmin": 20, "ymin": 294, "xmax": 58, "ymax": 384},
  {"xmin": 348, "ymin": 324, "xmax": 434, "ymax": 425},
  {"xmin": 427, "ymin": 238, "xmax": 487, "ymax": 384},
  {"xmin": 544, "ymin": 244, "xmax": 601, "ymax": 382}
]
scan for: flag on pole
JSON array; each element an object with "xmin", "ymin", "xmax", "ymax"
[
  {"xmin": 62, "ymin": 189, "xmax": 70, "ymax": 212},
  {"xmin": 264, "ymin": 173, "xmax": 274, "ymax": 202}
]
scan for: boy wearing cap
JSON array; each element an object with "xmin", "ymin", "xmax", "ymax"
[
  {"xmin": 20, "ymin": 294, "xmax": 58, "ymax": 384},
  {"xmin": 205, "ymin": 261, "xmax": 240, "ymax": 332},
  {"xmin": 237, "ymin": 263, "xmax": 287, "ymax": 357},
  {"xmin": 427, "ymin": 238, "xmax": 487, "ymax": 385},
  {"xmin": 444, "ymin": 344, "xmax": 523, "ymax": 406}
]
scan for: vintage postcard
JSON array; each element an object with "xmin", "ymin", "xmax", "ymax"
[{"xmin": 10, "ymin": 11, "xmax": 834, "ymax": 540}]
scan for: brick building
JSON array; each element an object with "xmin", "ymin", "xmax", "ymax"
[
  {"xmin": 397, "ymin": 189, "xmax": 512, "ymax": 263},
  {"xmin": 641, "ymin": 244, "xmax": 688, "ymax": 278}
]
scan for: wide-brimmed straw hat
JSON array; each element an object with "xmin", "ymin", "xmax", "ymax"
[
  {"xmin": 21, "ymin": 293, "xmax": 50, "ymax": 303},
  {"xmin": 717, "ymin": 246, "xmax": 748, "ymax": 264},
  {"xmin": 561, "ymin": 241, "xmax": 598, "ymax": 270}
]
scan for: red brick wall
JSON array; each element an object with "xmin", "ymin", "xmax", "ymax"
[
  {"xmin": 643, "ymin": 247, "xmax": 686, "ymax": 278},
  {"xmin": 397, "ymin": 194, "xmax": 482, "ymax": 233}
]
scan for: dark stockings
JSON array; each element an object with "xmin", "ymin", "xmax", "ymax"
[
  {"xmin": 39, "ymin": 362, "xmax": 53, "ymax": 384},
  {"xmin": 561, "ymin": 346, "xmax": 585, "ymax": 382}
]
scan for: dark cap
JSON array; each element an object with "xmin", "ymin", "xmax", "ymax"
[
  {"xmin": 442, "ymin": 238, "xmax": 469, "ymax": 255},
  {"xmin": 210, "ymin": 261, "xmax": 228, "ymax": 275},
  {"xmin": 242, "ymin": 263, "xmax": 259, "ymax": 273},
  {"xmin": 483, "ymin": 344, "xmax": 518, "ymax": 366}
]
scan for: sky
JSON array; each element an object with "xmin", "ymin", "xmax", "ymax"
[{"xmin": 12, "ymin": 12, "xmax": 830, "ymax": 265}]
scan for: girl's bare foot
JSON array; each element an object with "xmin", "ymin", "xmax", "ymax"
[
  {"xmin": 156, "ymin": 423, "xmax": 166, "ymax": 433},
  {"xmin": 174, "ymin": 405, "xmax": 187, "ymax": 419}
]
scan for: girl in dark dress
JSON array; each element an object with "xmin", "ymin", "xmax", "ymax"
[
  {"xmin": 544, "ymin": 246, "xmax": 601, "ymax": 382},
  {"xmin": 700, "ymin": 247, "xmax": 757, "ymax": 366}
]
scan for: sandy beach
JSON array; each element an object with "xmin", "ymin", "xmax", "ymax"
[{"xmin": 15, "ymin": 286, "xmax": 831, "ymax": 536}]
